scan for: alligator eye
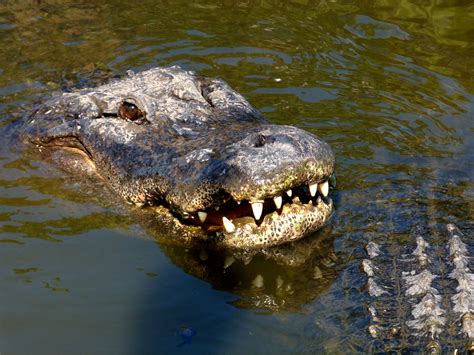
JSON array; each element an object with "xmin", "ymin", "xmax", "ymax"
[{"xmin": 118, "ymin": 101, "xmax": 146, "ymax": 123}]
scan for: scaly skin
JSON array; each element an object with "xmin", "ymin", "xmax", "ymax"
[{"xmin": 21, "ymin": 66, "xmax": 335, "ymax": 248}]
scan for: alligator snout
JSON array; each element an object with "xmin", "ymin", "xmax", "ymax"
[
  {"xmin": 209, "ymin": 124, "xmax": 334, "ymax": 204},
  {"xmin": 153, "ymin": 123, "xmax": 335, "ymax": 247}
]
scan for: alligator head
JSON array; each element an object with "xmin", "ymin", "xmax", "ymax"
[{"xmin": 21, "ymin": 66, "xmax": 335, "ymax": 248}]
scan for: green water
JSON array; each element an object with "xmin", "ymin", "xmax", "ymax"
[{"xmin": 0, "ymin": 1, "xmax": 473, "ymax": 353}]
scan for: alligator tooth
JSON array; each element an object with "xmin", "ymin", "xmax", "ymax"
[
  {"xmin": 237, "ymin": 201, "xmax": 241, "ymax": 205},
  {"xmin": 286, "ymin": 189, "xmax": 292, "ymax": 197},
  {"xmin": 274, "ymin": 196, "xmax": 282, "ymax": 209},
  {"xmin": 222, "ymin": 217, "xmax": 235, "ymax": 233},
  {"xmin": 198, "ymin": 211, "xmax": 207, "ymax": 223},
  {"xmin": 309, "ymin": 183, "xmax": 318, "ymax": 197},
  {"xmin": 252, "ymin": 274, "xmax": 264, "ymax": 288},
  {"xmin": 251, "ymin": 202, "xmax": 263, "ymax": 220},
  {"xmin": 223, "ymin": 255, "xmax": 235, "ymax": 269},
  {"xmin": 215, "ymin": 206, "xmax": 220, "ymax": 211},
  {"xmin": 319, "ymin": 181, "xmax": 329, "ymax": 197}
]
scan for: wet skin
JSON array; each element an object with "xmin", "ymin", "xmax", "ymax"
[{"xmin": 21, "ymin": 66, "xmax": 335, "ymax": 248}]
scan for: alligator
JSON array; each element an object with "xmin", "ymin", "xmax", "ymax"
[{"xmin": 20, "ymin": 66, "xmax": 335, "ymax": 249}]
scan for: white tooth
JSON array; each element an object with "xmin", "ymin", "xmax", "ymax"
[
  {"xmin": 215, "ymin": 206, "xmax": 220, "ymax": 211},
  {"xmin": 222, "ymin": 217, "xmax": 235, "ymax": 233},
  {"xmin": 237, "ymin": 201, "xmax": 241, "ymax": 205},
  {"xmin": 319, "ymin": 181, "xmax": 329, "ymax": 197},
  {"xmin": 251, "ymin": 202, "xmax": 263, "ymax": 220},
  {"xmin": 198, "ymin": 211, "xmax": 207, "ymax": 223},
  {"xmin": 252, "ymin": 274, "xmax": 264, "ymax": 288},
  {"xmin": 274, "ymin": 196, "xmax": 282, "ymax": 209},
  {"xmin": 286, "ymin": 189, "xmax": 292, "ymax": 197},
  {"xmin": 309, "ymin": 183, "xmax": 317, "ymax": 197},
  {"xmin": 223, "ymin": 255, "xmax": 235, "ymax": 269}
]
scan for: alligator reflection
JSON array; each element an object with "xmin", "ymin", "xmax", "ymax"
[{"xmin": 137, "ymin": 207, "xmax": 338, "ymax": 311}]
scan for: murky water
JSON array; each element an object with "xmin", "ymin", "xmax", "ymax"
[{"xmin": 0, "ymin": 1, "xmax": 473, "ymax": 353}]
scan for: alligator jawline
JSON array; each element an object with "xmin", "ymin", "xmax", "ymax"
[{"xmin": 38, "ymin": 139, "xmax": 334, "ymax": 247}]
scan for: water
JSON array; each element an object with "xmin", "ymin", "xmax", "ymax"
[{"xmin": 0, "ymin": 1, "xmax": 473, "ymax": 353}]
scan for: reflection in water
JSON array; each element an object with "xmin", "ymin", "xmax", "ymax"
[
  {"xmin": 145, "ymin": 217, "xmax": 340, "ymax": 312},
  {"xmin": 0, "ymin": 0, "xmax": 473, "ymax": 353}
]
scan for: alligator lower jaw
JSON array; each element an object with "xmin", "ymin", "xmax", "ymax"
[{"xmin": 217, "ymin": 197, "xmax": 333, "ymax": 248}]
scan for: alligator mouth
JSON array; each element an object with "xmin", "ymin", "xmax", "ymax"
[
  {"xmin": 188, "ymin": 180, "xmax": 333, "ymax": 229},
  {"xmin": 177, "ymin": 178, "xmax": 335, "ymax": 248}
]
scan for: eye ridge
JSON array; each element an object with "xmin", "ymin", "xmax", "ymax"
[{"xmin": 118, "ymin": 101, "xmax": 147, "ymax": 124}]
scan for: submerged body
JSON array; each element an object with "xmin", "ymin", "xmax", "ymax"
[
  {"xmin": 22, "ymin": 66, "xmax": 335, "ymax": 248},
  {"xmin": 363, "ymin": 224, "xmax": 473, "ymax": 353}
]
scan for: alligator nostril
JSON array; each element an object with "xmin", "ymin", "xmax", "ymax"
[{"xmin": 254, "ymin": 134, "xmax": 267, "ymax": 148}]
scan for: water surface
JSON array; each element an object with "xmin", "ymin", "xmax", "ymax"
[{"xmin": 0, "ymin": 1, "xmax": 473, "ymax": 353}]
